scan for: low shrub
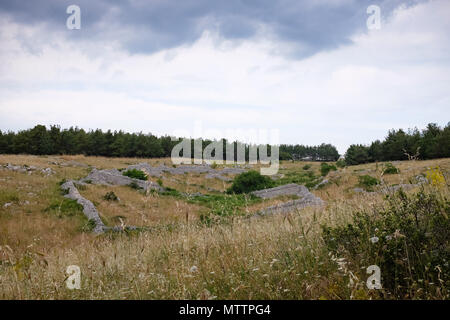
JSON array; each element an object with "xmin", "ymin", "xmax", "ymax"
[
  {"xmin": 322, "ymin": 189, "xmax": 450, "ymax": 299},
  {"xmin": 226, "ymin": 170, "xmax": 275, "ymax": 194},
  {"xmin": 302, "ymin": 164, "xmax": 311, "ymax": 170},
  {"xmin": 103, "ymin": 191, "xmax": 119, "ymax": 201},
  {"xmin": 358, "ymin": 175, "xmax": 379, "ymax": 191},
  {"xmin": 336, "ymin": 159, "xmax": 346, "ymax": 168},
  {"xmin": 383, "ymin": 163, "xmax": 399, "ymax": 175},
  {"xmin": 122, "ymin": 169, "xmax": 148, "ymax": 181},
  {"xmin": 320, "ymin": 163, "xmax": 337, "ymax": 176}
]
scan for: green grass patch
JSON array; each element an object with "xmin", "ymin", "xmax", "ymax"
[
  {"xmin": 44, "ymin": 198, "xmax": 84, "ymax": 218},
  {"xmin": 275, "ymin": 170, "xmax": 320, "ymax": 189},
  {"xmin": 188, "ymin": 193, "xmax": 261, "ymax": 217},
  {"xmin": 123, "ymin": 169, "xmax": 148, "ymax": 181},
  {"xmin": 0, "ymin": 190, "xmax": 20, "ymax": 206}
]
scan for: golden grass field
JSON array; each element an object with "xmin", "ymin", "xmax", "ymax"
[{"xmin": 0, "ymin": 154, "xmax": 448, "ymax": 299}]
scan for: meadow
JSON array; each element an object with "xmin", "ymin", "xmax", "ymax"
[{"xmin": 0, "ymin": 154, "xmax": 448, "ymax": 299}]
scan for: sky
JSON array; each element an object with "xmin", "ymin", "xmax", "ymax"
[{"xmin": 0, "ymin": 0, "xmax": 449, "ymax": 154}]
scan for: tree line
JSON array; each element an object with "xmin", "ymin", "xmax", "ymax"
[
  {"xmin": 344, "ymin": 122, "xmax": 450, "ymax": 165},
  {"xmin": 1, "ymin": 123, "xmax": 447, "ymax": 164},
  {"xmin": 0, "ymin": 125, "xmax": 340, "ymax": 161}
]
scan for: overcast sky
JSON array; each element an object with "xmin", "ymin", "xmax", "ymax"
[{"xmin": 0, "ymin": 0, "xmax": 449, "ymax": 154}]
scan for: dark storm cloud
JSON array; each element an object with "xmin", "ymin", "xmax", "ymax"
[{"xmin": 0, "ymin": 0, "xmax": 424, "ymax": 58}]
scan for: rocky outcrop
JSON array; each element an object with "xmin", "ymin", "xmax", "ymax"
[
  {"xmin": 61, "ymin": 180, "xmax": 106, "ymax": 233},
  {"xmin": 80, "ymin": 168, "xmax": 164, "ymax": 192},
  {"xmin": 252, "ymin": 183, "xmax": 310, "ymax": 199},
  {"xmin": 126, "ymin": 163, "xmax": 245, "ymax": 180},
  {"xmin": 251, "ymin": 184, "xmax": 325, "ymax": 216}
]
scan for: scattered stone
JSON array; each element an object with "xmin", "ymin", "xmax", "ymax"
[
  {"xmin": 3, "ymin": 203, "xmax": 12, "ymax": 208},
  {"xmin": 2, "ymin": 163, "xmax": 55, "ymax": 175},
  {"xmin": 41, "ymin": 168, "xmax": 55, "ymax": 176}
]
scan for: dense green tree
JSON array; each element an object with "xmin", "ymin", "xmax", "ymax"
[
  {"xmin": 368, "ymin": 140, "xmax": 383, "ymax": 162},
  {"xmin": 1, "ymin": 123, "xmax": 448, "ymax": 163},
  {"xmin": 345, "ymin": 144, "xmax": 370, "ymax": 165}
]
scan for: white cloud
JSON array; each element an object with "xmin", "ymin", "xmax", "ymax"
[{"xmin": 0, "ymin": 0, "xmax": 449, "ymax": 154}]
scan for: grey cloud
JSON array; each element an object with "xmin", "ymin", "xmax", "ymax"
[{"xmin": 0, "ymin": 0, "xmax": 425, "ymax": 58}]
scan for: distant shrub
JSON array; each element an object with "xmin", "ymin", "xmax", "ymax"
[
  {"xmin": 279, "ymin": 151, "xmax": 293, "ymax": 161},
  {"xmin": 123, "ymin": 169, "xmax": 147, "ymax": 181},
  {"xmin": 336, "ymin": 159, "xmax": 346, "ymax": 168},
  {"xmin": 320, "ymin": 163, "xmax": 337, "ymax": 176},
  {"xmin": 358, "ymin": 175, "xmax": 379, "ymax": 191},
  {"xmin": 127, "ymin": 181, "xmax": 143, "ymax": 190},
  {"xmin": 383, "ymin": 163, "xmax": 399, "ymax": 175},
  {"xmin": 226, "ymin": 170, "xmax": 275, "ymax": 194},
  {"xmin": 210, "ymin": 161, "xmax": 218, "ymax": 169},
  {"xmin": 160, "ymin": 187, "xmax": 182, "ymax": 197},
  {"xmin": 103, "ymin": 191, "xmax": 119, "ymax": 201},
  {"xmin": 156, "ymin": 178, "xmax": 163, "ymax": 186},
  {"xmin": 302, "ymin": 164, "xmax": 311, "ymax": 170},
  {"xmin": 322, "ymin": 189, "xmax": 450, "ymax": 299}
]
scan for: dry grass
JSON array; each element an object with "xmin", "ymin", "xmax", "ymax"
[{"xmin": 0, "ymin": 154, "xmax": 448, "ymax": 299}]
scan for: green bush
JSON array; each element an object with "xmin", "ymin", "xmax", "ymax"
[
  {"xmin": 322, "ymin": 189, "xmax": 450, "ymax": 299},
  {"xmin": 103, "ymin": 191, "xmax": 119, "ymax": 201},
  {"xmin": 122, "ymin": 169, "xmax": 148, "ymax": 181},
  {"xmin": 302, "ymin": 164, "xmax": 311, "ymax": 170},
  {"xmin": 358, "ymin": 175, "xmax": 379, "ymax": 191},
  {"xmin": 383, "ymin": 163, "xmax": 400, "ymax": 175},
  {"xmin": 226, "ymin": 170, "xmax": 275, "ymax": 194},
  {"xmin": 320, "ymin": 162, "xmax": 337, "ymax": 176},
  {"xmin": 336, "ymin": 159, "xmax": 346, "ymax": 168}
]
